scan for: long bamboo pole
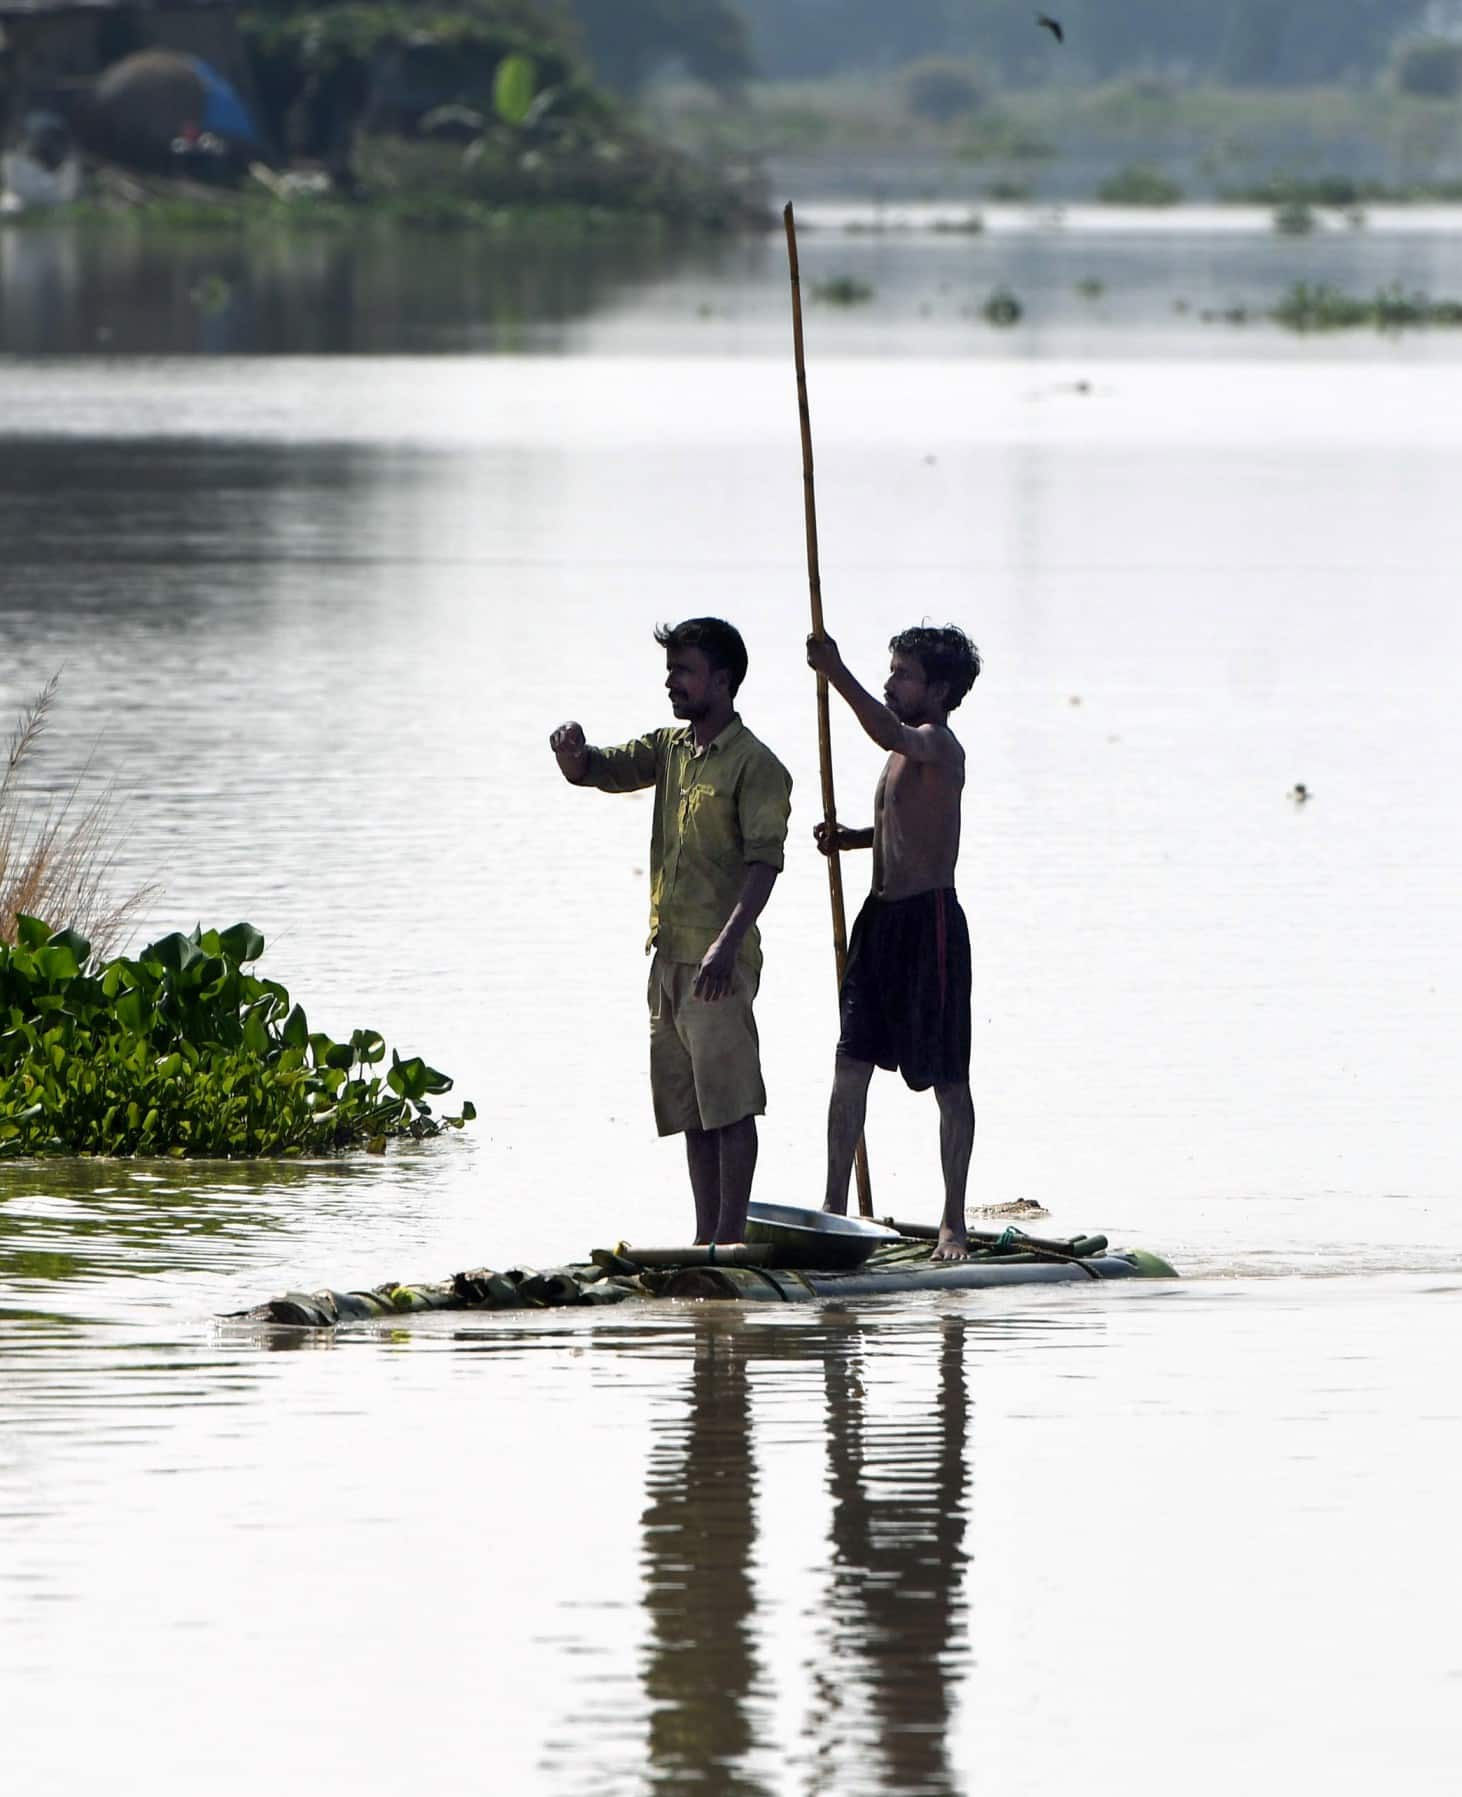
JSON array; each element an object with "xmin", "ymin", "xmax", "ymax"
[{"xmin": 784, "ymin": 200, "xmax": 872, "ymax": 1217}]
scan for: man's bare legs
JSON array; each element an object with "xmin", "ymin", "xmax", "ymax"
[
  {"xmin": 826, "ymin": 1058, "xmax": 973, "ymax": 1256},
  {"xmin": 686, "ymin": 1115, "xmax": 759, "ymax": 1243},
  {"xmin": 824, "ymin": 1055, "xmax": 875, "ymax": 1214},
  {"xmin": 685, "ymin": 1128, "xmax": 720, "ymax": 1243},
  {"xmin": 932, "ymin": 1080, "xmax": 975, "ymax": 1260},
  {"xmin": 715, "ymin": 1116, "xmax": 758, "ymax": 1243}
]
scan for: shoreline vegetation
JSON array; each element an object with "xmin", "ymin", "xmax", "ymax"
[
  {"xmin": 0, "ymin": 146, "xmax": 764, "ymax": 239},
  {"xmin": 7, "ymin": 48, "xmax": 1462, "ymax": 236},
  {"xmin": 2, "ymin": 1, "xmax": 770, "ymax": 236},
  {"xmin": 0, "ymin": 679, "xmax": 470, "ymax": 1158}
]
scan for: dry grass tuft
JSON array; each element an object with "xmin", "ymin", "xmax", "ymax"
[{"xmin": 0, "ymin": 674, "xmax": 158, "ymax": 959}]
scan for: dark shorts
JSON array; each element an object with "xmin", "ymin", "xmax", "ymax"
[{"xmin": 837, "ymin": 889, "xmax": 971, "ymax": 1092}]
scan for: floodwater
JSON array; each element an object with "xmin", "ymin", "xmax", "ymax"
[{"xmin": 2, "ymin": 205, "xmax": 1461, "ymax": 1794}]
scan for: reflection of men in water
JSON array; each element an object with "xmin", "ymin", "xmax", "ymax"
[
  {"xmin": 806, "ymin": 626, "xmax": 981, "ymax": 1260},
  {"xmin": 550, "ymin": 618, "xmax": 792, "ymax": 1245},
  {"xmin": 635, "ymin": 1318, "xmax": 972, "ymax": 1794},
  {"xmin": 639, "ymin": 1329, "xmax": 769, "ymax": 1796},
  {"xmin": 820, "ymin": 1321, "xmax": 971, "ymax": 1793}
]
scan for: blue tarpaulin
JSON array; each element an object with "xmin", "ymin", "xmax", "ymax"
[{"xmin": 188, "ymin": 55, "xmax": 260, "ymax": 145}]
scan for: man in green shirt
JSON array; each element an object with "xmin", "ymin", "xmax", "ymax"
[{"xmin": 550, "ymin": 618, "xmax": 792, "ymax": 1245}]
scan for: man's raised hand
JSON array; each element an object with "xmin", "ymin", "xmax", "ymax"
[
  {"xmin": 805, "ymin": 633, "xmax": 844, "ymax": 680},
  {"xmin": 549, "ymin": 721, "xmax": 589, "ymax": 782}
]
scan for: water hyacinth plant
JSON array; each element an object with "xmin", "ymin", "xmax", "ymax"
[
  {"xmin": 1272, "ymin": 283, "xmax": 1462, "ymax": 332},
  {"xmin": 0, "ymin": 918, "xmax": 474, "ymax": 1157}
]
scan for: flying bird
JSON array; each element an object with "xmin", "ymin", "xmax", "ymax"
[{"xmin": 1037, "ymin": 13, "xmax": 1065, "ymax": 43}]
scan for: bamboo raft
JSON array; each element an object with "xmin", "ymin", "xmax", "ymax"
[{"xmin": 225, "ymin": 1223, "xmax": 1178, "ymax": 1329}]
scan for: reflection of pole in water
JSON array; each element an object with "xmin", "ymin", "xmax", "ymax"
[
  {"xmin": 812, "ymin": 1319, "xmax": 972, "ymax": 1796},
  {"xmin": 639, "ymin": 1326, "xmax": 771, "ymax": 1797}
]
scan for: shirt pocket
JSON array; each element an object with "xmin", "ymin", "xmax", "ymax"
[{"xmin": 680, "ymin": 777, "xmax": 737, "ymax": 843}]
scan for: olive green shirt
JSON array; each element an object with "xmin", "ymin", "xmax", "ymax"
[{"xmin": 581, "ymin": 716, "xmax": 792, "ymax": 971}]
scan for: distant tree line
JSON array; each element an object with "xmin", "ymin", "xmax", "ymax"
[
  {"xmin": 723, "ymin": 0, "xmax": 1438, "ymax": 87},
  {"xmin": 235, "ymin": 0, "xmax": 1451, "ymax": 95}
]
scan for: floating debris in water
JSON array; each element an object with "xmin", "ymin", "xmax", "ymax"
[
  {"xmin": 983, "ymin": 285, "xmax": 1023, "ymax": 326},
  {"xmin": 813, "ymin": 275, "xmax": 874, "ymax": 306},
  {"xmin": 1273, "ymin": 200, "xmax": 1317, "ymax": 236},
  {"xmin": 970, "ymin": 1197, "xmax": 1051, "ymax": 1219}
]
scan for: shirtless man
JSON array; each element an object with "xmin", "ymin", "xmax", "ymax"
[{"xmin": 805, "ymin": 625, "xmax": 981, "ymax": 1260}]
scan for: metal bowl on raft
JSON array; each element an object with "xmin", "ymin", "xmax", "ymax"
[{"xmin": 744, "ymin": 1201, "xmax": 900, "ymax": 1270}]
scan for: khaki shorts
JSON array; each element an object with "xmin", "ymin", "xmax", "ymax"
[{"xmin": 647, "ymin": 951, "xmax": 765, "ymax": 1136}]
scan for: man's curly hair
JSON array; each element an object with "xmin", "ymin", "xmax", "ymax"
[{"xmin": 888, "ymin": 625, "xmax": 982, "ymax": 711}]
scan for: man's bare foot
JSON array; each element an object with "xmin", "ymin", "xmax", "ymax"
[{"xmin": 931, "ymin": 1228, "xmax": 969, "ymax": 1262}]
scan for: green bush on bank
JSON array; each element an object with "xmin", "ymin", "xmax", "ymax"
[
  {"xmin": 233, "ymin": 1, "xmax": 763, "ymax": 228},
  {"xmin": 0, "ymin": 918, "xmax": 473, "ymax": 1157}
]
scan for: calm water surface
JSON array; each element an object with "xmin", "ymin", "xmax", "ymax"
[{"xmin": 2, "ymin": 211, "xmax": 1460, "ymax": 1793}]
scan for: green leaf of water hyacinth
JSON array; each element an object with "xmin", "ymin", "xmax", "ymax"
[
  {"xmin": 115, "ymin": 989, "xmax": 149, "ymax": 1035},
  {"xmin": 142, "ymin": 932, "xmax": 200, "ymax": 973},
  {"xmin": 48, "ymin": 928, "xmax": 92, "ymax": 964},
  {"xmin": 243, "ymin": 1005, "xmax": 271, "ymax": 1057},
  {"xmin": 493, "ymin": 52, "xmax": 537, "ymax": 126},
  {"xmin": 217, "ymin": 922, "xmax": 265, "ymax": 964}
]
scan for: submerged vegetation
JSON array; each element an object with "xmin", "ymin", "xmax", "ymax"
[
  {"xmin": 0, "ymin": 917, "xmax": 473, "ymax": 1158},
  {"xmin": 1270, "ymin": 282, "xmax": 1462, "ymax": 332},
  {"xmin": 812, "ymin": 274, "xmax": 873, "ymax": 304},
  {"xmin": 1195, "ymin": 283, "xmax": 1462, "ymax": 332},
  {"xmin": 1097, "ymin": 164, "xmax": 1184, "ymax": 206},
  {"xmin": 1224, "ymin": 175, "xmax": 1462, "ymax": 206}
]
